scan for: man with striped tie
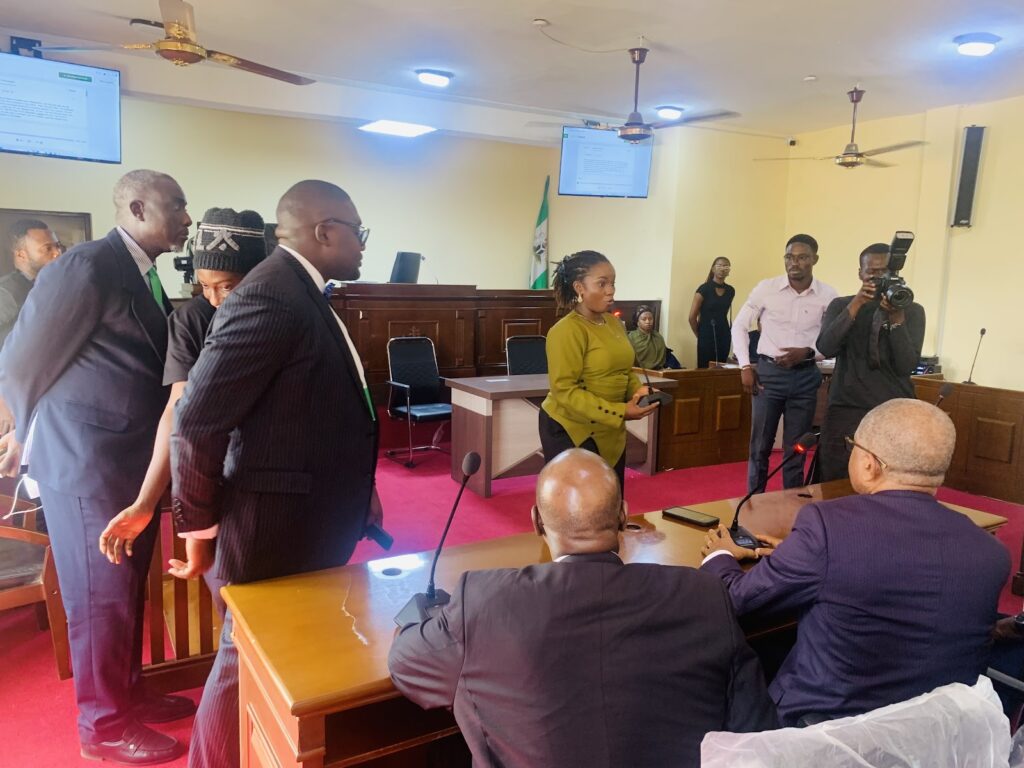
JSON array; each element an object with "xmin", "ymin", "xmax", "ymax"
[
  {"xmin": 169, "ymin": 179, "xmax": 383, "ymax": 768},
  {"xmin": 0, "ymin": 169, "xmax": 195, "ymax": 764}
]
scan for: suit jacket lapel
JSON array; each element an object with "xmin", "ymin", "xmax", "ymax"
[
  {"xmin": 106, "ymin": 230, "xmax": 168, "ymax": 365},
  {"xmin": 279, "ymin": 251, "xmax": 367, "ymax": 399}
]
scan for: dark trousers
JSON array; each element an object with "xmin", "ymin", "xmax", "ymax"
[
  {"xmin": 819, "ymin": 405, "xmax": 869, "ymax": 482},
  {"xmin": 747, "ymin": 360, "xmax": 821, "ymax": 493},
  {"xmin": 38, "ymin": 483, "xmax": 160, "ymax": 744},
  {"xmin": 189, "ymin": 611, "xmax": 239, "ymax": 768},
  {"xmin": 538, "ymin": 409, "xmax": 626, "ymax": 490}
]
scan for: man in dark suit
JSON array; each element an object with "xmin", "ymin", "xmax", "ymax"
[
  {"xmin": 389, "ymin": 449, "xmax": 777, "ymax": 768},
  {"xmin": 700, "ymin": 398, "xmax": 1009, "ymax": 727},
  {"xmin": 169, "ymin": 179, "xmax": 382, "ymax": 768},
  {"xmin": 0, "ymin": 170, "xmax": 195, "ymax": 764}
]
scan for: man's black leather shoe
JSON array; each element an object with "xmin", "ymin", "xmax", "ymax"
[
  {"xmin": 80, "ymin": 722, "xmax": 184, "ymax": 765},
  {"xmin": 134, "ymin": 693, "xmax": 197, "ymax": 723}
]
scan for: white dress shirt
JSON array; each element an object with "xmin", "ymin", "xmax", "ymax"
[
  {"xmin": 731, "ymin": 275, "xmax": 838, "ymax": 367},
  {"xmin": 116, "ymin": 227, "xmax": 157, "ymax": 278}
]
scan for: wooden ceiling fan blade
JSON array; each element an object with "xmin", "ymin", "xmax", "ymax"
[
  {"xmin": 128, "ymin": 18, "xmax": 165, "ymax": 31},
  {"xmin": 159, "ymin": 0, "xmax": 198, "ymax": 42},
  {"xmin": 32, "ymin": 44, "xmax": 119, "ymax": 52},
  {"xmin": 207, "ymin": 51, "xmax": 315, "ymax": 86},
  {"xmin": 753, "ymin": 156, "xmax": 821, "ymax": 161},
  {"xmin": 861, "ymin": 140, "xmax": 926, "ymax": 157},
  {"xmin": 650, "ymin": 110, "xmax": 739, "ymax": 130}
]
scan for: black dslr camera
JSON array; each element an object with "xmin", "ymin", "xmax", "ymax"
[
  {"xmin": 874, "ymin": 231, "xmax": 915, "ymax": 309},
  {"xmin": 173, "ymin": 236, "xmax": 195, "ymax": 284}
]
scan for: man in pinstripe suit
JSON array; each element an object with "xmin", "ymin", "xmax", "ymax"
[{"xmin": 169, "ymin": 180, "xmax": 383, "ymax": 768}]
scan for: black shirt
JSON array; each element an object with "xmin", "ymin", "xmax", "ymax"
[
  {"xmin": 817, "ymin": 296, "xmax": 925, "ymax": 410},
  {"xmin": 695, "ymin": 282, "xmax": 735, "ymax": 329},
  {"xmin": 164, "ymin": 295, "xmax": 216, "ymax": 385},
  {"xmin": 0, "ymin": 270, "xmax": 33, "ymax": 347}
]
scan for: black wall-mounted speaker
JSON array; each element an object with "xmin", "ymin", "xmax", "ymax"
[{"xmin": 951, "ymin": 125, "xmax": 985, "ymax": 228}]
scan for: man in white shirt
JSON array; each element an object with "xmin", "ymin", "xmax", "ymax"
[{"xmin": 731, "ymin": 234, "xmax": 837, "ymax": 493}]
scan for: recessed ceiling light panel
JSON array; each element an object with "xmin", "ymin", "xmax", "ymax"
[
  {"xmin": 359, "ymin": 120, "xmax": 437, "ymax": 138},
  {"xmin": 655, "ymin": 105, "xmax": 684, "ymax": 120},
  {"xmin": 953, "ymin": 32, "xmax": 1001, "ymax": 56},
  {"xmin": 415, "ymin": 69, "xmax": 453, "ymax": 87}
]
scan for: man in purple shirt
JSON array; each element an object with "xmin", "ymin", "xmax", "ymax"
[{"xmin": 731, "ymin": 234, "xmax": 838, "ymax": 492}]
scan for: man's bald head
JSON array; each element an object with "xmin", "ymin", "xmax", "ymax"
[
  {"xmin": 274, "ymin": 180, "xmax": 364, "ymax": 281},
  {"xmin": 855, "ymin": 398, "xmax": 955, "ymax": 487},
  {"xmin": 535, "ymin": 449, "xmax": 623, "ymax": 555}
]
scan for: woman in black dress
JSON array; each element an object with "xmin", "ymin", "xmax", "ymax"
[{"xmin": 688, "ymin": 257, "xmax": 735, "ymax": 368}]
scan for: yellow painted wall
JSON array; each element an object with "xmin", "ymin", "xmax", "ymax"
[
  {"xmin": 785, "ymin": 94, "xmax": 1024, "ymax": 389},
  {"xmin": 0, "ymin": 97, "xmax": 555, "ymax": 294}
]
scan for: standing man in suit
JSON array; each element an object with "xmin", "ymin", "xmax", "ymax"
[
  {"xmin": 731, "ymin": 234, "xmax": 837, "ymax": 493},
  {"xmin": 0, "ymin": 170, "xmax": 195, "ymax": 765},
  {"xmin": 169, "ymin": 180, "xmax": 382, "ymax": 768},
  {"xmin": 390, "ymin": 449, "xmax": 777, "ymax": 768},
  {"xmin": 700, "ymin": 399, "xmax": 1008, "ymax": 726}
]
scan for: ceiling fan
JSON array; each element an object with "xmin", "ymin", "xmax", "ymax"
[
  {"xmin": 756, "ymin": 87, "xmax": 925, "ymax": 168},
  {"xmin": 34, "ymin": 0, "xmax": 314, "ymax": 86}
]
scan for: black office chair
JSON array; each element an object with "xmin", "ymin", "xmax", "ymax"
[
  {"xmin": 505, "ymin": 335, "xmax": 548, "ymax": 375},
  {"xmin": 385, "ymin": 337, "xmax": 452, "ymax": 468}
]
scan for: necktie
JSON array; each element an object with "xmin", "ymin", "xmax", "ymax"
[{"xmin": 146, "ymin": 266, "xmax": 166, "ymax": 311}]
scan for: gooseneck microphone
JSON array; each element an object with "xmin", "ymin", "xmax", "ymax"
[
  {"xmin": 963, "ymin": 328, "xmax": 986, "ymax": 385},
  {"xmin": 394, "ymin": 451, "xmax": 481, "ymax": 626},
  {"xmin": 935, "ymin": 382, "xmax": 954, "ymax": 407},
  {"xmin": 729, "ymin": 432, "xmax": 818, "ymax": 549},
  {"xmin": 711, "ymin": 318, "xmax": 720, "ymax": 364}
]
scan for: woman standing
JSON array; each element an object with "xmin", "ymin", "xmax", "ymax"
[
  {"xmin": 539, "ymin": 250, "xmax": 659, "ymax": 488},
  {"xmin": 689, "ymin": 257, "xmax": 735, "ymax": 368}
]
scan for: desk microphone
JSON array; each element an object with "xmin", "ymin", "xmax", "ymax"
[
  {"xmin": 935, "ymin": 382, "xmax": 954, "ymax": 407},
  {"xmin": 729, "ymin": 432, "xmax": 818, "ymax": 549},
  {"xmin": 394, "ymin": 451, "xmax": 481, "ymax": 627},
  {"xmin": 963, "ymin": 328, "xmax": 986, "ymax": 385},
  {"xmin": 711, "ymin": 318, "xmax": 720, "ymax": 363},
  {"xmin": 636, "ymin": 361, "xmax": 674, "ymax": 408}
]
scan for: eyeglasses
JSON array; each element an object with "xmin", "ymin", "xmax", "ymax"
[
  {"xmin": 844, "ymin": 435, "xmax": 888, "ymax": 469},
  {"xmin": 784, "ymin": 253, "xmax": 814, "ymax": 263},
  {"xmin": 318, "ymin": 218, "xmax": 370, "ymax": 246}
]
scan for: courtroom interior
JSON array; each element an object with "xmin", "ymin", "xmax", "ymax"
[{"xmin": 1, "ymin": 1, "xmax": 1024, "ymax": 766}]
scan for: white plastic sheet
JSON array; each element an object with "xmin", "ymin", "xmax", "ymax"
[{"xmin": 702, "ymin": 676, "xmax": 1011, "ymax": 768}]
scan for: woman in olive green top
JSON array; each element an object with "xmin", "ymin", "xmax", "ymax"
[{"xmin": 539, "ymin": 250, "xmax": 660, "ymax": 488}]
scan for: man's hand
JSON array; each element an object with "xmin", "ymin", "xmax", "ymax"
[
  {"xmin": 364, "ymin": 487, "xmax": 384, "ymax": 534},
  {"xmin": 992, "ymin": 616, "xmax": 1024, "ymax": 643},
  {"xmin": 879, "ymin": 297, "xmax": 906, "ymax": 325},
  {"xmin": 774, "ymin": 347, "xmax": 814, "ymax": 369},
  {"xmin": 0, "ymin": 397, "xmax": 13, "ymax": 436},
  {"xmin": 700, "ymin": 524, "xmax": 778, "ymax": 560},
  {"xmin": 848, "ymin": 278, "xmax": 878, "ymax": 317},
  {"xmin": 625, "ymin": 388, "xmax": 659, "ymax": 420},
  {"xmin": 99, "ymin": 503, "xmax": 156, "ymax": 565},
  {"xmin": 740, "ymin": 367, "xmax": 763, "ymax": 396},
  {"xmin": 0, "ymin": 431, "xmax": 23, "ymax": 477},
  {"xmin": 168, "ymin": 537, "xmax": 215, "ymax": 580}
]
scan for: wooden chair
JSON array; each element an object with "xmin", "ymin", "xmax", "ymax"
[{"xmin": 0, "ymin": 504, "xmax": 71, "ymax": 679}]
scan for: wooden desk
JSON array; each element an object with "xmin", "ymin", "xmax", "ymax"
[
  {"xmin": 223, "ymin": 482, "xmax": 1005, "ymax": 768},
  {"xmin": 445, "ymin": 373, "xmax": 677, "ymax": 497}
]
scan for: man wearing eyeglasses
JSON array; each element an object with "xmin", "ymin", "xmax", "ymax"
[
  {"xmin": 731, "ymin": 234, "xmax": 837, "ymax": 494},
  {"xmin": 698, "ymin": 398, "xmax": 1008, "ymax": 727},
  {"xmin": 168, "ymin": 180, "xmax": 383, "ymax": 768}
]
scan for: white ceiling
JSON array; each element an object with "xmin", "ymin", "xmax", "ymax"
[{"xmin": 2, "ymin": 0, "xmax": 1023, "ymax": 142}]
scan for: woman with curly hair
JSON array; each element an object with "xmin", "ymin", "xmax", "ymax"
[{"xmin": 539, "ymin": 250, "xmax": 660, "ymax": 489}]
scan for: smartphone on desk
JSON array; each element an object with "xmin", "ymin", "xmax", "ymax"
[{"xmin": 662, "ymin": 506, "xmax": 720, "ymax": 528}]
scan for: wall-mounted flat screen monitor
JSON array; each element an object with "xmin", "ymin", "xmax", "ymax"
[
  {"xmin": 557, "ymin": 126, "xmax": 653, "ymax": 198},
  {"xmin": 0, "ymin": 52, "xmax": 121, "ymax": 164}
]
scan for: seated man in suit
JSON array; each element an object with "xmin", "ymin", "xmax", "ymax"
[
  {"xmin": 390, "ymin": 448, "xmax": 778, "ymax": 768},
  {"xmin": 700, "ymin": 398, "xmax": 1009, "ymax": 727}
]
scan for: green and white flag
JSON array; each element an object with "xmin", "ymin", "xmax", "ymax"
[{"xmin": 530, "ymin": 175, "xmax": 550, "ymax": 289}]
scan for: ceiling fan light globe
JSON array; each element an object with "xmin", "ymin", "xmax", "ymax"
[{"xmin": 618, "ymin": 124, "xmax": 654, "ymax": 142}]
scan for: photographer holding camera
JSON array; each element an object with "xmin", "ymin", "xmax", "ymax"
[{"xmin": 816, "ymin": 235, "xmax": 925, "ymax": 481}]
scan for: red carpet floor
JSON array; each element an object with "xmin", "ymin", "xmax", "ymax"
[{"xmin": 2, "ymin": 448, "xmax": 1021, "ymax": 767}]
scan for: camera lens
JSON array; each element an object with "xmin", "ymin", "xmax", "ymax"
[{"xmin": 887, "ymin": 285, "xmax": 914, "ymax": 309}]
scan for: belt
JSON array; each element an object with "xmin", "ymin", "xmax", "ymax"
[{"xmin": 758, "ymin": 354, "xmax": 817, "ymax": 369}]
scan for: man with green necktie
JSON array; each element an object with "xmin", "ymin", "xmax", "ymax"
[{"xmin": 0, "ymin": 169, "xmax": 196, "ymax": 765}]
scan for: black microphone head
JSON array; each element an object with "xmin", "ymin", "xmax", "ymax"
[
  {"xmin": 462, "ymin": 451, "xmax": 482, "ymax": 477},
  {"xmin": 795, "ymin": 432, "xmax": 819, "ymax": 451},
  {"xmin": 938, "ymin": 382, "xmax": 954, "ymax": 399},
  {"xmin": 980, "ymin": 328, "xmax": 987, "ymax": 336}
]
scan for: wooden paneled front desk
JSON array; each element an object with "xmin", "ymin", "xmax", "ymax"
[
  {"xmin": 445, "ymin": 373, "xmax": 678, "ymax": 498},
  {"xmin": 222, "ymin": 481, "xmax": 1005, "ymax": 768}
]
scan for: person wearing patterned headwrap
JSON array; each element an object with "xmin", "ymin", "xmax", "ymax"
[{"xmin": 99, "ymin": 208, "xmax": 267, "ymax": 593}]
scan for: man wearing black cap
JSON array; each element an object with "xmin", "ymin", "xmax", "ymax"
[
  {"xmin": 168, "ymin": 181, "xmax": 383, "ymax": 768},
  {"xmin": 99, "ymin": 209, "xmax": 267, "ymax": 623}
]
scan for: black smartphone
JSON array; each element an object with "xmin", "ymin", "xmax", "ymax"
[{"xmin": 662, "ymin": 507, "xmax": 720, "ymax": 528}]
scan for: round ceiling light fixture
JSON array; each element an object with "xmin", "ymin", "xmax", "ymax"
[
  {"xmin": 415, "ymin": 69, "xmax": 453, "ymax": 87},
  {"xmin": 655, "ymin": 105, "xmax": 684, "ymax": 120},
  {"xmin": 953, "ymin": 33, "xmax": 1001, "ymax": 57}
]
